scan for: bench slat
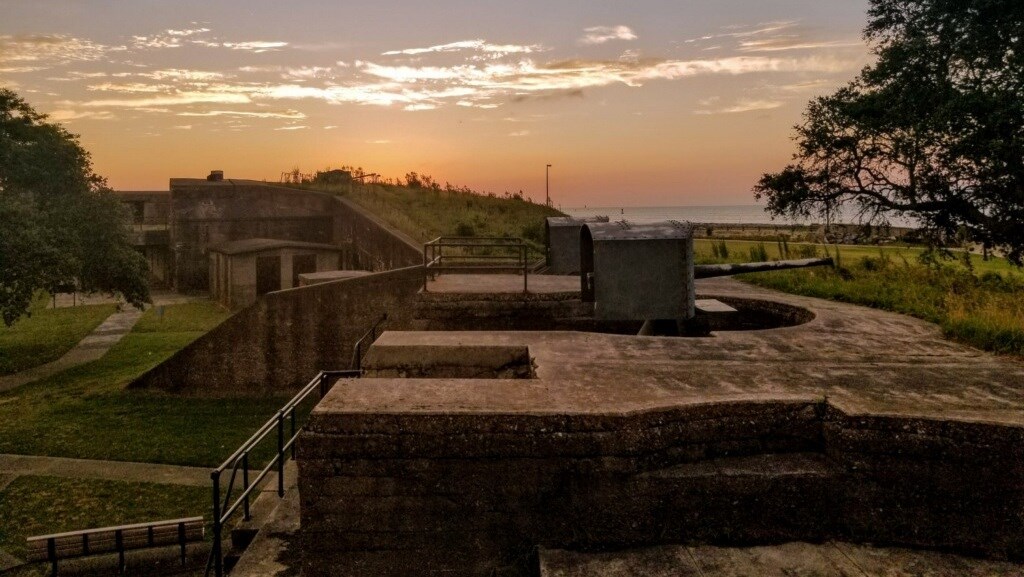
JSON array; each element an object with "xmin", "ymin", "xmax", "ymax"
[{"xmin": 26, "ymin": 519, "xmax": 204, "ymax": 562}]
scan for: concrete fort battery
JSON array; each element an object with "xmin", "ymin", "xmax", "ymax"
[{"xmin": 295, "ymin": 276, "xmax": 1024, "ymax": 577}]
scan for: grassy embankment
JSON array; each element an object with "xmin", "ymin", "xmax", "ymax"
[
  {"xmin": 0, "ymin": 295, "xmax": 116, "ymax": 375},
  {"xmin": 297, "ymin": 181, "xmax": 564, "ymax": 259},
  {"xmin": 0, "ymin": 302, "xmax": 296, "ymax": 570},
  {"xmin": 0, "ymin": 301, "xmax": 287, "ymax": 466}
]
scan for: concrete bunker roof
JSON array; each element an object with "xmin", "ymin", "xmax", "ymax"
[
  {"xmin": 546, "ymin": 216, "xmax": 610, "ymax": 228},
  {"xmin": 209, "ymin": 238, "xmax": 343, "ymax": 256},
  {"xmin": 584, "ymin": 220, "xmax": 694, "ymax": 241}
]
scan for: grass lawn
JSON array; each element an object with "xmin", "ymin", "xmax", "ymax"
[
  {"xmin": 694, "ymin": 238, "xmax": 1022, "ymax": 277},
  {"xmin": 738, "ymin": 249, "xmax": 1024, "ymax": 357},
  {"xmin": 0, "ymin": 475, "xmax": 209, "ymax": 561},
  {"xmin": 0, "ymin": 298, "xmax": 117, "ymax": 375},
  {"xmin": 0, "ymin": 301, "xmax": 290, "ymax": 467}
]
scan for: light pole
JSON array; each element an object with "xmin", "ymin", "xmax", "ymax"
[{"xmin": 545, "ymin": 164, "xmax": 552, "ymax": 207}]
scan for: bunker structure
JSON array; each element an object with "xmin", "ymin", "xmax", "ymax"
[{"xmin": 121, "ymin": 191, "xmax": 1024, "ymax": 577}]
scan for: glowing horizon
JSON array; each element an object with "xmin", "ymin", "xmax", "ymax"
[{"xmin": 1, "ymin": 1, "xmax": 873, "ymax": 206}]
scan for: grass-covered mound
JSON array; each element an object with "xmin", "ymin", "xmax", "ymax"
[{"xmin": 296, "ymin": 181, "xmax": 564, "ymax": 259}]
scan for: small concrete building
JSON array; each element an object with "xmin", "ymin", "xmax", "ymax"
[
  {"xmin": 209, "ymin": 238, "xmax": 349, "ymax": 309},
  {"xmin": 544, "ymin": 216, "xmax": 609, "ymax": 274}
]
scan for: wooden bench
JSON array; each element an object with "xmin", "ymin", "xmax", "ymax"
[{"xmin": 26, "ymin": 516, "xmax": 204, "ymax": 576}]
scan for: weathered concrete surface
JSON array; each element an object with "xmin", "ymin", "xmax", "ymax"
[
  {"xmin": 130, "ymin": 266, "xmax": 425, "ymax": 395},
  {"xmin": 298, "ymin": 277, "xmax": 1024, "ymax": 576},
  {"xmin": 426, "ymin": 273, "xmax": 580, "ymax": 295},
  {"xmin": 541, "ymin": 542, "xmax": 1024, "ymax": 576}
]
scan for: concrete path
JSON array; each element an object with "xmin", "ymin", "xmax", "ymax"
[
  {"xmin": 0, "ymin": 454, "xmax": 211, "ymax": 487},
  {"xmin": 0, "ymin": 292, "xmax": 208, "ymax": 394},
  {"xmin": 0, "ymin": 307, "xmax": 144, "ymax": 393}
]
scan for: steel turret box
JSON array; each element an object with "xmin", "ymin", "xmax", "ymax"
[
  {"xmin": 581, "ymin": 221, "xmax": 695, "ymax": 321},
  {"xmin": 545, "ymin": 216, "xmax": 609, "ymax": 274}
]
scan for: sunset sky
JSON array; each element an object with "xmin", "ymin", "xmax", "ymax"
[{"xmin": 1, "ymin": 1, "xmax": 873, "ymax": 207}]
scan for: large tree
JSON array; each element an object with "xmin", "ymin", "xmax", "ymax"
[
  {"xmin": 0, "ymin": 88, "xmax": 149, "ymax": 325},
  {"xmin": 755, "ymin": 0, "xmax": 1024, "ymax": 264}
]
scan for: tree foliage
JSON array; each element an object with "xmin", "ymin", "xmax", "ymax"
[
  {"xmin": 0, "ymin": 88, "xmax": 149, "ymax": 325},
  {"xmin": 755, "ymin": 0, "xmax": 1024, "ymax": 264}
]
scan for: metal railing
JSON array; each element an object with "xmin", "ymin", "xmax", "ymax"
[
  {"xmin": 350, "ymin": 313, "xmax": 388, "ymax": 371},
  {"xmin": 206, "ymin": 369, "xmax": 360, "ymax": 577},
  {"xmin": 205, "ymin": 314, "xmax": 390, "ymax": 576},
  {"xmin": 423, "ymin": 236, "xmax": 530, "ymax": 292}
]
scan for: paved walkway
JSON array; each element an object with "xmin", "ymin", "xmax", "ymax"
[
  {"xmin": 0, "ymin": 454, "xmax": 210, "ymax": 487},
  {"xmin": 0, "ymin": 292, "xmax": 208, "ymax": 394},
  {"xmin": 0, "ymin": 307, "xmax": 145, "ymax": 393}
]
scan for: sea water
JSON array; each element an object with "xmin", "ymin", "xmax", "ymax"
[{"xmin": 562, "ymin": 205, "xmax": 918, "ymax": 227}]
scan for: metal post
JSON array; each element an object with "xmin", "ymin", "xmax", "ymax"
[
  {"xmin": 211, "ymin": 470, "xmax": 223, "ymax": 577},
  {"xmin": 116, "ymin": 530, "xmax": 125, "ymax": 575},
  {"xmin": 546, "ymin": 164, "xmax": 552, "ymax": 207},
  {"xmin": 290, "ymin": 409, "xmax": 296, "ymax": 458},
  {"xmin": 277, "ymin": 411, "xmax": 285, "ymax": 497},
  {"xmin": 423, "ymin": 244, "xmax": 428, "ymax": 291},
  {"xmin": 178, "ymin": 522, "xmax": 187, "ymax": 566},
  {"xmin": 242, "ymin": 454, "xmax": 251, "ymax": 520}
]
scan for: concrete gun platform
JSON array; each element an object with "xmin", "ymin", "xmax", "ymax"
[{"xmin": 297, "ymin": 277, "xmax": 1024, "ymax": 577}]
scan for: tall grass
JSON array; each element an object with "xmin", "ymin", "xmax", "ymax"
[
  {"xmin": 297, "ymin": 182, "xmax": 563, "ymax": 259},
  {"xmin": 745, "ymin": 255, "xmax": 1024, "ymax": 357}
]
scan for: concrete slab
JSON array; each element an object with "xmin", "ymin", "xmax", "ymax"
[
  {"xmin": 542, "ymin": 542, "xmax": 1024, "ymax": 576},
  {"xmin": 426, "ymin": 273, "xmax": 580, "ymax": 295},
  {"xmin": 330, "ymin": 277, "xmax": 1024, "ymax": 425}
]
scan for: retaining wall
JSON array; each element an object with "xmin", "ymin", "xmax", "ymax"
[{"xmin": 297, "ymin": 396, "xmax": 1024, "ymax": 576}]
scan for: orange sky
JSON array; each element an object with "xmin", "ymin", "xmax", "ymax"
[{"xmin": 1, "ymin": 1, "xmax": 873, "ymax": 206}]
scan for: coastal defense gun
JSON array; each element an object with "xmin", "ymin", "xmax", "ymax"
[{"xmin": 579, "ymin": 220, "xmax": 832, "ymax": 335}]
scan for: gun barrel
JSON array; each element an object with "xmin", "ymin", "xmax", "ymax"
[{"xmin": 694, "ymin": 257, "xmax": 834, "ymax": 279}]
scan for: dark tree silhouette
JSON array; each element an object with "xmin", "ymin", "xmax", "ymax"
[{"xmin": 755, "ymin": 0, "xmax": 1024, "ymax": 263}]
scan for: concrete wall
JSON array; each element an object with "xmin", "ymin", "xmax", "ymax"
[
  {"xmin": 169, "ymin": 181, "xmax": 339, "ymax": 292},
  {"xmin": 331, "ymin": 195, "xmax": 422, "ymax": 272},
  {"xmin": 130, "ymin": 266, "xmax": 424, "ymax": 395},
  {"xmin": 297, "ymin": 398, "xmax": 1024, "ymax": 576},
  {"xmin": 168, "ymin": 180, "xmax": 422, "ymax": 292}
]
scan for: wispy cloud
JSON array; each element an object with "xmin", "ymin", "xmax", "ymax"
[
  {"xmin": 737, "ymin": 38, "xmax": 863, "ymax": 53},
  {"xmin": 177, "ymin": 109, "xmax": 306, "ymax": 119},
  {"xmin": 274, "ymin": 125, "xmax": 307, "ymax": 130},
  {"xmin": 0, "ymin": 34, "xmax": 124, "ymax": 67},
  {"xmin": 222, "ymin": 41, "xmax": 287, "ymax": 52},
  {"xmin": 48, "ymin": 109, "xmax": 116, "ymax": 121},
  {"xmin": 383, "ymin": 39, "xmax": 539, "ymax": 57},
  {"xmin": 579, "ymin": 26, "xmax": 637, "ymax": 45},
  {"xmin": 694, "ymin": 97, "xmax": 784, "ymax": 114},
  {"xmin": 508, "ymin": 130, "xmax": 530, "ymax": 137}
]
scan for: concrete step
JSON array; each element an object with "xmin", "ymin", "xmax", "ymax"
[{"xmin": 540, "ymin": 541, "xmax": 1024, "ymax": 577}]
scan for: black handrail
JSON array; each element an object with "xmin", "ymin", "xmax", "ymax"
[
  {"xmin": 423, "ymin": 236, "xmax": 530, "ymax": 292},
  {"xmin": 205, "ymin": 369, "xmax": 359, "ymax": 577},
  {"xmin": 350, "ymin": 313, "xmax": 388, "ymax": 371}
]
